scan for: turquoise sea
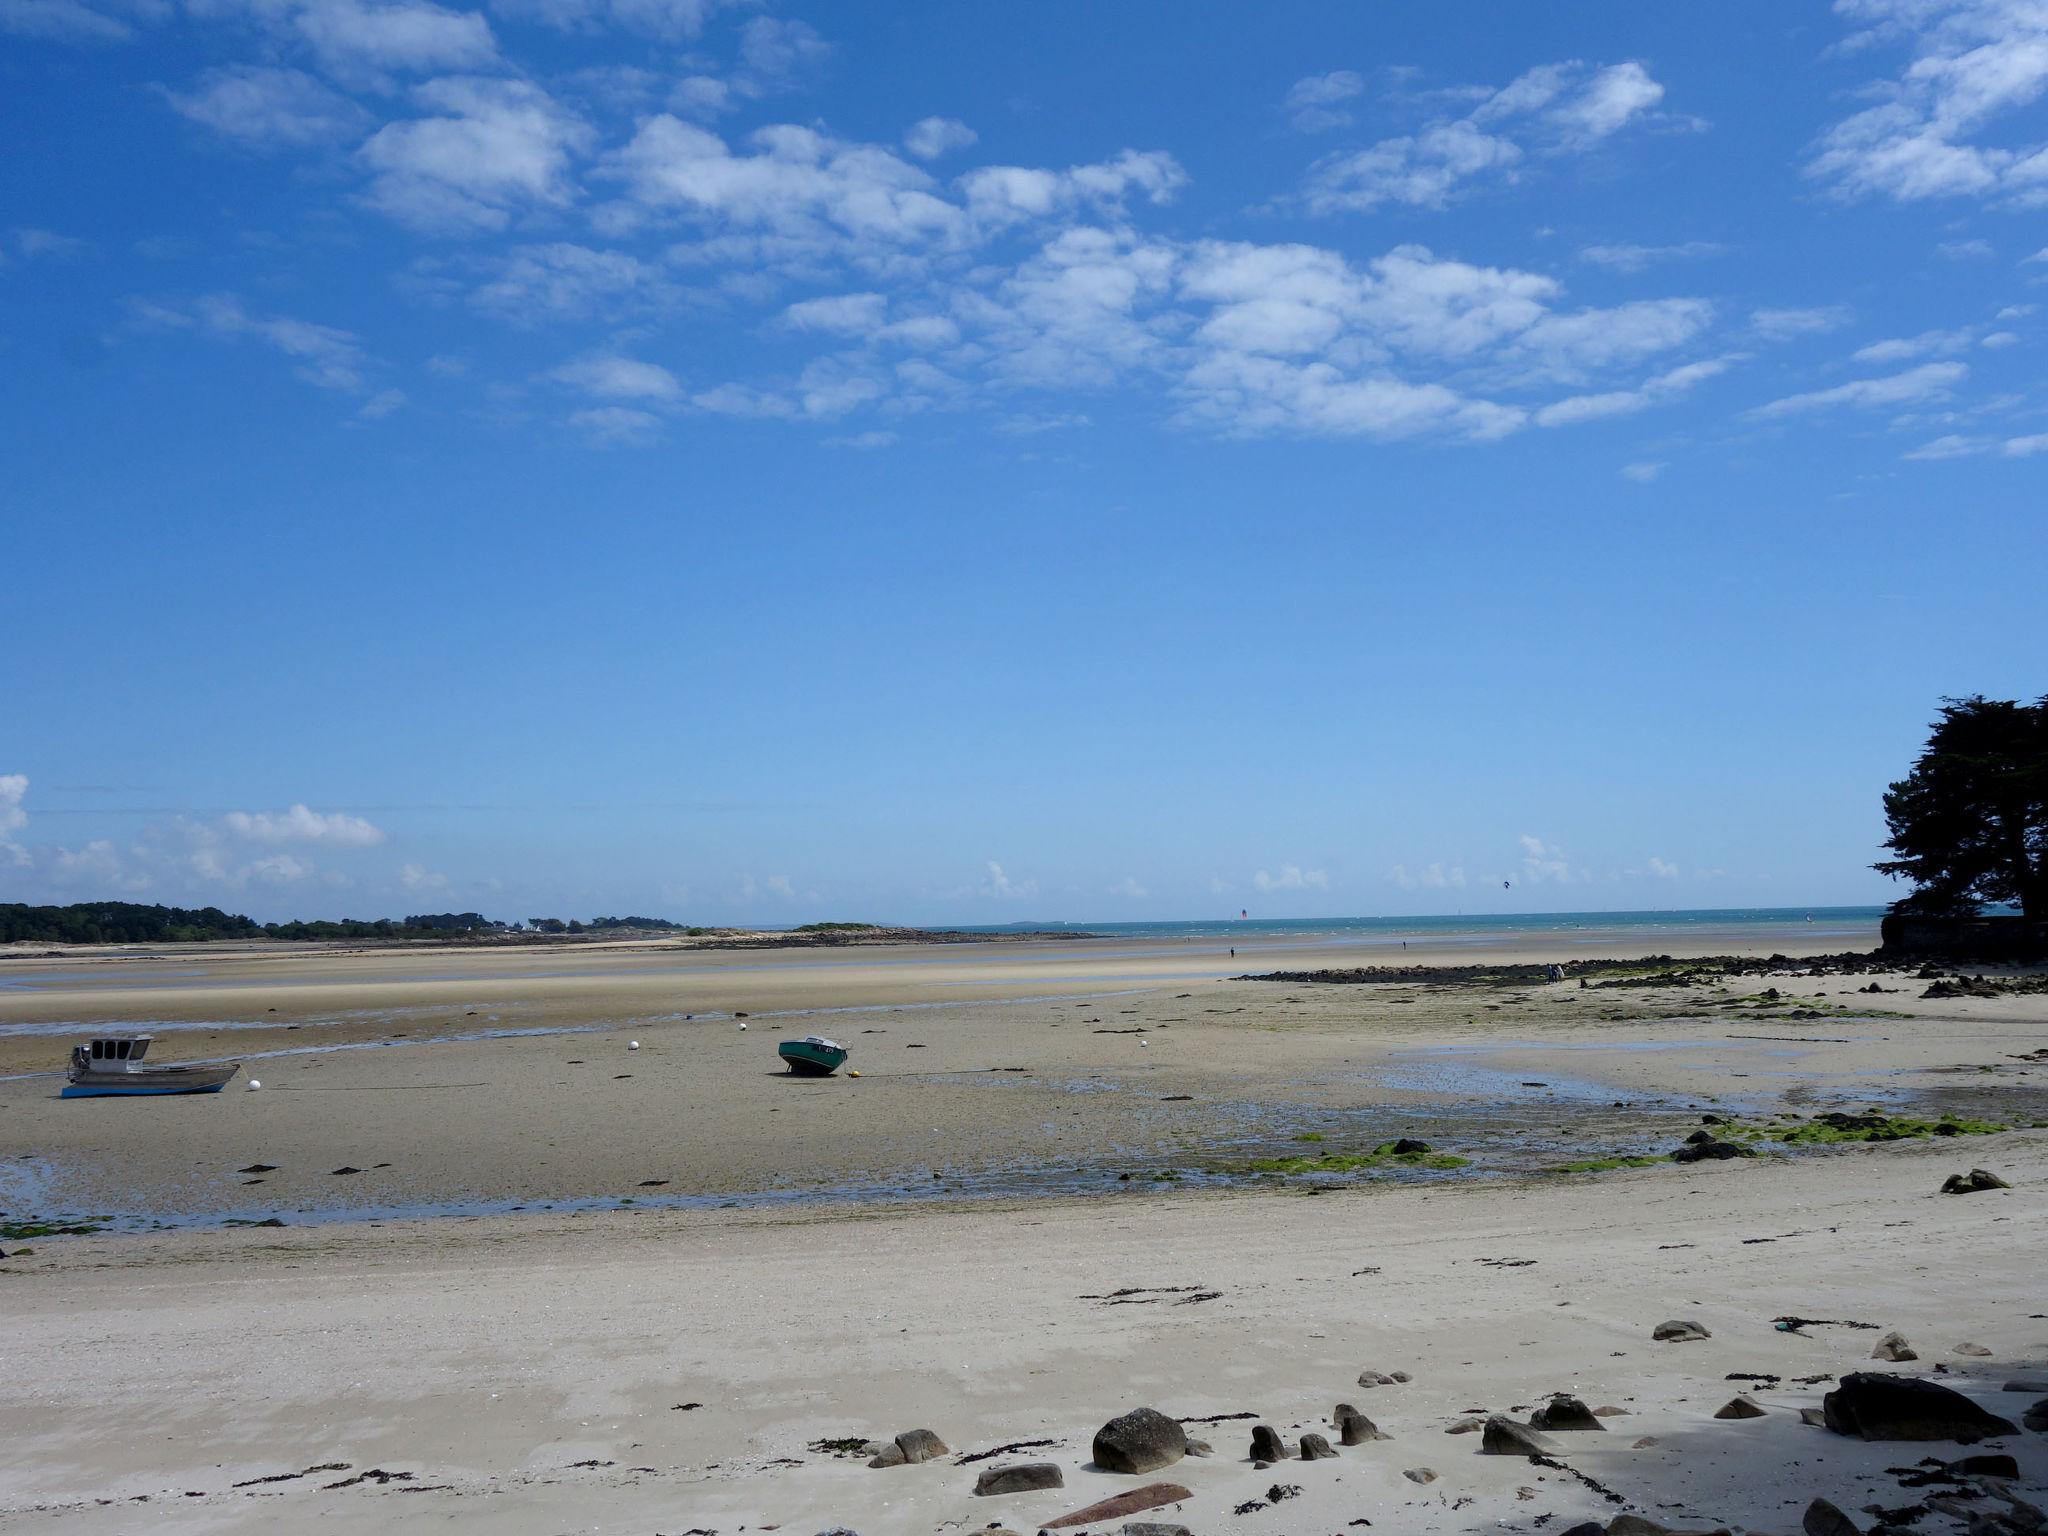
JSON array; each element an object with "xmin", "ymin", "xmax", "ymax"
[{"xmin": 948, "ymin": 905, "xmax": 1887, "ymax": 949}]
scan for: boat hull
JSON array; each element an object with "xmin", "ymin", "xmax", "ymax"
[
  {"xmin": 62, "ymin": 1065, "xmax": 241, "ymax": 1098},
  {"xmin": 777, "ymin": 1042, "xmax": 848, "ymax": 1076}
]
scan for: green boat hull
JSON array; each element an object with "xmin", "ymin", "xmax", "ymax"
[{"xmin": 777, "ymin": 1039, "xmax": 848, "ymax": 1076}]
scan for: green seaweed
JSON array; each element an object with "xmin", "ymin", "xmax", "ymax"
[
  {"xmin": 1552, "ymin": 1154, "xmax": 1671, "ymax": 1173},
  {"xmin": 1771, "ymin": 1112, "xmax": 2006, "ymax": 1144},
  {"xmin": 1222, "ymin": 1140, "xmax": 1472, "ymax": 1175},
  {"xmin": 0, "ymin": 1219, "xmax": 105, "ymax": 1240}
]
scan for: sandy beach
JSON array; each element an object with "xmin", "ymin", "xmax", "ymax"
[{"xmin": 2, "ymin": 922, "xmax": 2045, "ymax": 1534}]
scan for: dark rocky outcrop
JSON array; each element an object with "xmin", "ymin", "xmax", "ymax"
[
  {"xmin": 1715, "ymin": 1396, "xmax": 1766, "ymax": 1419},
  {"xmin": 1298, "ymin": 1432, "xmax": 1338, "ymax": 1460},
  {"xmin": 1091, "ymin": 1408, "xmax": 1186, "ymax": 1475},
  {"xmin": 1673, "ymin": 1140, "xmax": 1752, "ymax": 1163},
  {"xmin": 1248, "ymin": 1424, "xmax": 1288, "ymax": 1462},
  {"xmin": 1822, "ymin": 1373, "xmax": 2020, "ymax": 1442}
]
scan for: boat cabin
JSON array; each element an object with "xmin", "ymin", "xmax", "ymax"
[{"xmin": 72, "ymin": 1035, "xmax": 156, "ymax": 1072}]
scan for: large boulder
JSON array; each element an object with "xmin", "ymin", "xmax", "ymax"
[
  {"xmin": 973, "ymin": 1461, "xmax": 1063, "ymax": 1496},
  {"xmin": 1298, "ymin": 1432, "xmax": 1338, "ymax": 1460},
  {"xmin": 1479, "ymin": 1415, "xmax": 1554, "ymax": 1456},
  {"xmin": 1530, "ymin": 1395, "xmax": 1605, "ymax": 1431},
  {"xmin": 1039, "ymin": 1482, "xmax": 1190, "ymax": 1527},
  {"xmin": 1091, "ymin": 1408, "xmax": 1187, "ymax": 1474},
  {"xmin": 1822, "ymin": 1373, "xmax": 2020, "ymax": 1442}
]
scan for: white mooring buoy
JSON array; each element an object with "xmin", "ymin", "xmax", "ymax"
[{"xmin": 247, "ymin": 1079, "xmax": 262, "ymax": 1091}]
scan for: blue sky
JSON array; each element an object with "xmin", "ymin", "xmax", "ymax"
[{"xmin": 2, "ymin": 0, "xmax": 2045, "ymax": 924}]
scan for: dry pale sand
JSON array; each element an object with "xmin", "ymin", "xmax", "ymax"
[
  {"xmin": 1, "ymin": 923, "xmax": 2045, "ymax": 1534},
  {"xmin": 0, "ymin": 1135, "xmax": 2044, "ymax": 1535}
]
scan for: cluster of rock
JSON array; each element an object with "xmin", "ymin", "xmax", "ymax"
[{"xmin": 844, "ymin": 1318, "xmax": 2040, "ymax": 1533}]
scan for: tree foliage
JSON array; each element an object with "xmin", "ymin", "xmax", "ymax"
[
  {"xmin": 0, "ymin": 903, "xmax": 701, "ymax": 944},
  {"xmin": 1875, "ymin": 694, "xmax": 2048, "ymax": 918}
]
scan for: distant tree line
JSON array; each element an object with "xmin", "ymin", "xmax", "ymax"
[{"xmin": 0, "ymin": 902, "xmax": 707, "ymax": 945}]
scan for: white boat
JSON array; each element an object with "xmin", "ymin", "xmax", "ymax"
[{"xmin": 62, "ymin": 1035, "xmax": 242, "ymax": 1098}]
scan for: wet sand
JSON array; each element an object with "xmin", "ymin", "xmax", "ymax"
[{"xmin": 12, "ymin": 916, "xmax": 2034, "ymax": 1228}]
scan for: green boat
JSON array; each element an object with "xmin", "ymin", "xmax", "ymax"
[{"xmin": 777, "ymin": 1034, "xmax": 849, "ymax": 1076}]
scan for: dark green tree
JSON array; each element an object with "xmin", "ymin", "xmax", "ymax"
[{"xmin": 1875, "ymin": 695, "xmax": 2048, "ymax": 918}]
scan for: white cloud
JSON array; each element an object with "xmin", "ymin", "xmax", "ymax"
[
  {"xmin": 738, "ymin": 15, "xmax": 828, "ymax": 85},
  {"xmin": 458, "ymin": 242, "xmax": 674, "ymax": 323},
  {"xmin": 1621, "ymin": 460, "xmax": 1665, "ymax": 482},
  {"xmin": 1647, "ymin": 856, "xmax": 1680, "ymax": 879},
  {"xmin": 823, "ymin": 429, "xmax": 896, "ymax": 449},
  {"xmin": 0, "ymin": 774, "xmax": 27, "ymax": 836},
  {"xmin": 1903, "ymin": 427, "xmax": 2048, "ymax": 459},
  {"xmin": 1283, "ymin": 69, "xmax": 1365, "ymax": 133},
  {"xmin": 568, "ymin": 405, "xmax": 661, "ymax": 445},
  {"xmin": 903, "ymin": 115, "xmax": 976, "ymax": 160},
  {"xmin": 1747, "ymin": 360, "xmax": 1967, "ymax": 417},
  {"xmin": 1750, "ymin": 305, "xmax": 1854, "ymax": 340},
  {"xmin": 1252, "ymin": 863, "xmax": 1329, "ymax": 893},
  {"xmin": 0, "ymin": 0, "xmax": 165, "ymax": 43},
  {"xmin": 222, "ymin": 803, "xmax": 387, "ymax": 845},
  {"xmin": 1937, "ymin": 237, "xmax": 1996, "ymax": 258},
  {"xmin": 1549, "ymin": 61, "xmax": 1665, "ymax": 143},
  {"xmin": 1105, "ymin": 876, "xmax": 1149, "ymax": 899},
  {"xmin": 1517, "ymin": 833, "xmax": 1577, "ymax": 884},
  {"xmin": 1534, "ymin": 354, "xmax": 1735, "ymax": 427},
  {"xmin": 398, "ymin": 861, "xmax": 449, "ymax": 891},
  {"xmin": 1579, "ymin": 240, "xmax": 1727, "ymax": 272},
  {"xmin": 606, "ymin": 118, "xmax": 969, "ymax": 262},
  {"xmin": 1810, "ymin": 0, "xmax": 2048, "ymax": 206},
  {"xmin": 354, "ymin": 386, "xmax": 406, "ymax": 421},
  {"xmin": 361, "ymin": 77, "xmax": 591, "ymax": 233},
  {"xmin": 130, "ymin": 294, "xmax": 375, "ymax": 394},
  {"xmin": 1389, "ymin": 861, "xmax": 1465, "ymax": 890},
  {"xmin": 1304, "ymin": 120, "xmax": 1522, "ymax": 214},
  {"xmin": 1903, "ymin": 430, "xmax": 1990, "ymax": 458},
  {"xmin": 291, "ymin": 0, "xmax": 497, "ymax": 87},
  {"xmin": 1302, "ymin": 60, "xmax": 1670, "ymax": 214},
  {"xmin": 549, "ymin": 351, "xmax": 681, "ymax": 400},
  {"xmin": 162, "ymin": 65, "xmax": 369, "ymax": 147},
  {"xmin": 490, "ymin": 0, "xmax": 733, "ymax": 40},
  {"xmin": 1853, "ymin": 325, "xmax": 1974, "ymax": 362},
  {"xmin": 669, "ymin": 74, "xmax": 731, "ymax": 118},
  {"xmin": 978, "ymin": 860, "xmax": 1038, "ymax": 900}
]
